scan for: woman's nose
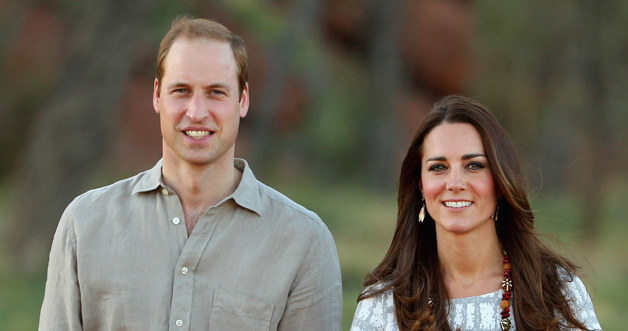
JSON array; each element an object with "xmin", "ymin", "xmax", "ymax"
[{"xmin": 446, "ymin": 169, "xmax": 466, "ymax": 191}]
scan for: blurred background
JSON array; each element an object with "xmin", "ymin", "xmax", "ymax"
[{"xmin": 1, "ymin": 0, "xmax": 626, "ymax": 329}]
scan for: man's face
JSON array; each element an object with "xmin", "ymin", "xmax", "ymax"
[{"xmin": 153, "ymin": 37, "xmax": 249, "ymax": 168}]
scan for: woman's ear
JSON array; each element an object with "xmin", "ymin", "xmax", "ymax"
[{"xmin": 495, "ymin": 188, "xmax": 503, "ymax": 199}]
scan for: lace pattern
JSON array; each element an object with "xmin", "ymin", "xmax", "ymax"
[{"xmin": 350, "ymin": 274, "xmax": 601, "ymax": 331}]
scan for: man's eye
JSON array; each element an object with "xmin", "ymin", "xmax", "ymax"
[
  {"xmin": 210, "ymin": 90, "xmax": 226, "ymax": 96},
  {"xmin": 173, "ymin": 88, "xmax": 188, "ymax": 94}
]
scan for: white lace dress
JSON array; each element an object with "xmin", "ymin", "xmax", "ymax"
[{"xmin": 351, "ymin": 273, "xmax": 601, "ymax": 331}]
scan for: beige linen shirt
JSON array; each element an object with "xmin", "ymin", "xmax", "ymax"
[{"xmin": 39, "ymin": 159, "xmax": 342, "ymax": 331}]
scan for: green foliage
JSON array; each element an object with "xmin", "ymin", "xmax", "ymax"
[{"xmin": 218, "ymin": 0, "xmax": 284, "ymax": 41}]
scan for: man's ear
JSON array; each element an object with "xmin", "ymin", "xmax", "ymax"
[
  {"xmin": 239, "ymin": 83, "xmax": 249, "ymax": 118},
  {"xmin": 153, "ymin": 78, "xmax": 161, "ymax": 114}
]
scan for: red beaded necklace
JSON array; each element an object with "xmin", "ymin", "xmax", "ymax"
[
  {"xmin": 427, "ymin": 250, "xmax": 513, "ymax": 330},
  {"xmin": 500, "ymin": 251, "xmax": 513, "ymax": 330}
]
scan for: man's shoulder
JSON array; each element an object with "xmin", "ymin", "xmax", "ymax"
[
  {"xmin": 70, "ymin": 169, "xmax": 150, "ymax": 209},
  {"xmin": 254, "ymin": 181, "xmax": 327, "ymax": 231},
  {"xmin": 256, "ymin": 181, "xmax": 319, "ymax": 219}
]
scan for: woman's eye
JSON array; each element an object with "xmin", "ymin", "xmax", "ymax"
[
  {"xmin": 429, "ymin": 164, "xmax": 447, "ymax": 172},
  {"xmin": 467, "ymin": 162, "xmax": 485, "ymax": 170}
]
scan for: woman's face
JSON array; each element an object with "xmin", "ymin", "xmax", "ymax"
[{"xmin": 420, "ymin": 122, "xmax": 497, "ymax": 235}]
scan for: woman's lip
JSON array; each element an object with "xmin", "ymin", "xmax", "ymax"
[{"xmin": 442, "ymin": 200, "xmax": 473, "ymax": 208}]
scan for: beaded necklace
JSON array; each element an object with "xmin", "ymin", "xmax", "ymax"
[
  {"xmin": 427, "ymin": 250, "xmax": 513, "ymax": 330},
  {"xmin": 500, "ymin": 251, "xmax": 513, "ymax": 330}
]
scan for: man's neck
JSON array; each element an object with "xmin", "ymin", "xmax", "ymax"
[{"xmin": 161, "ymin": 155, "xmax": 242, "ymax": 235}]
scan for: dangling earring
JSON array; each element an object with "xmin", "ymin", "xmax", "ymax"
[
  {"xmin": 418, "ymin": 198, "xmax": 426, "ymax": 223},
  {"xmin": 492, "ymin": 202, "xmax": 500, "ymax": 222}
]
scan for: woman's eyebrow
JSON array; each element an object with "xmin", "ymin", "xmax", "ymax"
[
  {"xmin": 462, "ymin": 153, "xmax": 486, "ymax": 160},
  {"xmin": 425, "ymin": 156, "xmax": 446, "ymax": 162},
  {"xmin": 425, "ymin": 153, "xmax": 486, "ymax": 163}
]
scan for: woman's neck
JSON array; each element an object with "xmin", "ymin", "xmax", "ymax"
[{"xmin": 436, "ymin": 228, "xmax": 504, "ymax": 298}]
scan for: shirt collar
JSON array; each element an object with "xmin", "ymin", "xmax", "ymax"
[
  {"xmin": 131, "ymin": 158, "xmax": 262, "ymax": 216},
  {"xmin": 229, "ymin": 158, "xmax": 262, "ymax": 215},
  {"xmin": 132, "ymin": 159, "xmax": 165, "ymax": 195}
]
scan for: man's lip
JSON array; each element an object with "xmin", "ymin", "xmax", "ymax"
[
  {"xmin": 182, "ymin": 127, "xmax": 215, "ymax": 132},
  {"xmin": 182, "ymin": 128, "xmax": 215, "ymax": 140}
]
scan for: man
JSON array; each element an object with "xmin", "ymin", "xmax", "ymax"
[{"xmin": 39, "ymin": 16, "xmax": 342, "ymax": 330}]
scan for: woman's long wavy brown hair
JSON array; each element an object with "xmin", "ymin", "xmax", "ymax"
[{"xmin": 357, "ymin": 95, "xmax": 590, "ymax": 330}]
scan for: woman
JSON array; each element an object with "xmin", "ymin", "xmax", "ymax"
[{"xmin": 351, "ymin": 96, "xmax": 601, "ymax": 330}]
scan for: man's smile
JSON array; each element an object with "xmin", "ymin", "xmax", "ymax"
[{"xmin": 184, "ymin": 130, "xmax": 212, "ymax": 139}]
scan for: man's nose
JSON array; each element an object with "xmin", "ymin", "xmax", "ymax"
[{"xmin": 186, "ymin": 94, "xmax": 209, "ymax": 121}]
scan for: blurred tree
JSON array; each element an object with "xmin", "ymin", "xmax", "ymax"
[
  {"xmin": 570, "ymin": 0, "xmax": 621, "ymax": 240},
  {"xmin": 473, "ymin": 0, "xmax": 628, "ymax": 240},
  {"xmin": 0, "ymin": 0, "xmax": 58, "ymax": 180},
  {"xmin": 238, "ymin": 0, "xmax": 327, "ymax": 173},
  {"xmin": 7, "ymin": 0, "xmax": 160, "ymax": 272},
  {"xmin": 362, "ymin": 0, "xmax": 403, "ymax": 190},
  {"xmin": 6, "ymin": 0, "xmax": 621, "ymax": 273}
]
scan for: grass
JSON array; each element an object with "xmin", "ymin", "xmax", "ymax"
[
  {"xmin": 277, "ymin": 176, "xmax": 628, "ymax": 330},
  {"xmin": 0, "ymin": 271, "xmax": 44, "ymax": 331},
  {"xmin": 1, "ymin": 176, "xmax": 625, "ymax": 330}
]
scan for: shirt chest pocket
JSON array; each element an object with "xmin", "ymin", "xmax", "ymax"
[{"xmin": 209, "ymin": 288, "xmax": 274, "ymax": 331}]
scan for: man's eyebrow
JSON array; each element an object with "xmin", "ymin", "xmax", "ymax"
[
  {"xmin": 166, "ymin": 81, "xmax": 189, "ymax": 89},
  {"xmin": 204, "ymin": 83, "xmax": 231, "ymax": 90},
  {"xmin": 166, "ymin": 82, "xmax": 232, "ymax": 91}
]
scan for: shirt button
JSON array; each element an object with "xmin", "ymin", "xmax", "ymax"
[
  {"xmin": 181, "ymin": 267, "xmax": 188, "ymax": 275},
  {"xmin": 162, "ymin": 188, "xmax": 169, "ymax": 195},
  {"xmin": 172, "ymin": 217, "xmax": 180, "ymax": 225},
  {"xmin": 175, "ymin": 319, "xmax": 183, "ymax": 327}
]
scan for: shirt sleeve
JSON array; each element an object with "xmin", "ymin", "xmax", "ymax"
[
  {"xmin": 562, "ymin": 275, "xmax": 602, "ymax": 331},
  {"xmin": 350, "ymin": 287, "xmax": 396, "ymax": 331},
  {"xmin": 351, "ymin": 296, "xmax": 381, "ymax": 331},
  {"xmin": 39, "ymin": 198, "xmax": 83, "ymax": 331},
  {"xmin": 277, "ymin": 220, "xmax": 342, "ymax": 331}
]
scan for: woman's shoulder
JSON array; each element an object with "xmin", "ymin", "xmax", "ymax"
[
  {"xmin": 351, "ymin": 283, "xmax": 398, "ymax": 331},
  {"xmin": 556, "ymin": 268, "xmax": 591, "ymax": 301},
  {"xmin": 357, "ymin": 282, "xmax": 395, "ymax": 312},
  {"xmin": 556, "ymin": 268, "xmax": 603, "ymax": 330}
]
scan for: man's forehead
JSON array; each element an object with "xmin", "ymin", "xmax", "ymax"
[
  {"xmin": 165, "ymin": 37, "xmax": 235, "ymax": 68},
  {"xmin": 168, "ymin": 37, "xmax": 233, "ymax": 62},
  {"xmin": 158, "ymin": 37, "xmax": 238, "ymax": 89},
  {"xmin": 173, "ymin": 35, "xmax": 229, "ymax": 47}
]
